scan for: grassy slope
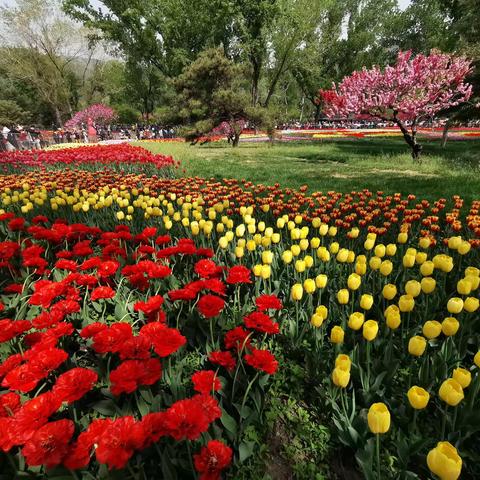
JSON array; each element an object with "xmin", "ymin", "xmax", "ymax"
[{"xmin": 137, "ymin": 137, "xmax": 480, "ymax": 203}]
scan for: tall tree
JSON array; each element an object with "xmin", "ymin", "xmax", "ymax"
[
  {"xmin": 262, "ymin": 0, "xmax": 329, "ymax": 108},
  {"xmin": 0, "ymin": 0, "xmax": 95, "ymax": 126},
  {"xmin": 63, "ymin": 0, "xmax": 236, "ymax": 77}
]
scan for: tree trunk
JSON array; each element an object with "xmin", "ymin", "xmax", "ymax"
[
  {"xmin": 263, "ymin": 45, "xmax": 292, "ymax": 108},
  {"xmin": 314, "ymin": 103, "xmax": 321, "ymax": 124},
  {"xmin": 232, "ymin": 132, "xmax": 240, "ymax": 147},
  {"xmin": 441, "ymin": 120, "xmax": 451, "ymax": 148},
  {"xmin": 394, "ymin": 117, "xmax": 422, "ymax": 160},
  {"xmin": 54, "ymin": 106, "xmax": 63, "ymax": 128},
  {"xmin": 251, "ymin": 57, "xmax": 261, "ymax": 107}
]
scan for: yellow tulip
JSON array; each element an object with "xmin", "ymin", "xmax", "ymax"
[
  {"xmin": 337, "ymin": 289, "xmax": 349, "ymax": 305},
  {"xmin": 427, "ymin": 441, "xmax": 462, "ymax": 480},
  {"xmin": 441, "ymin": 317, "xmax": 459, "ymax": 336},
  {"xmin": 310, "ymin": 314, "xmax": 324, "ymax": 328},
  {"xmin": 218, "ymin": 236, "xmax": 229, "ymax": 249},
  {"xmin": 346, "ymin": 251, "xmax": 355, "ymax": 263},
  {"xmin": 458, "ymin": 241, "xmax": 471, "ymax": 255},
  {"xmin": 374, "ymin": 244, "xmax": 386, "ymax": 257},
  {"xmin": 420, "ymin": 261, "xmax": 435, "ymax": 276},
  {"xmin": 116, "ymin": 211, "xmax": 125, "ymax": 220},
  {"xmin": 379, "ymin": 260, "xmax": 393, "ymax": 276},
  {"xmin": 448, "ymin": 236, "xmax": 462, "ymax": 250},
  {"xmin": 347, "ymin": 273, "xmax": 361, "ymax": 290},
  {"xmin": 295, "ymin": 259, "xmax": 306, "ymax": 273},
  {"xmin": 252, "ymin": 264, "xmax": 262, "ymax": 277},
  {"xmin": 329, "ymin": 242, "xmax": 339, "ymax": 254},
  {"xmin": 336, "ymin": 249, "xmax": 349, "ymax": 263},
  {"xmin": 439, "ymin": 378, "xmax": 464, "ymax": 406},
  {"xmin": 422, "ymin": 320, "xmax": 442, "ymax": 339},
  {"xmin": 452, "ymin": 368, "xmax": 471, "ymax": 388},
  {"xmin": 386, "ymin": 243, "xmax": 397, "ymax": 256},
  {"xmin": 260, "ymin": 265, "xmax": 271, "ymax": 279},
  {"xmin": 291, "ymin": 283, "xmax": 304, "ymax": 301},
  {"xmin": 474, "ymin": 351, "xmax": 480, "ymax": 368},
  {"xmin": 386, "ymin": 309, "xmax": 401, "ymax": 330},
  {"xmin": 363, "ymin": 320, "xmax": 379, "ymax": 341},
  {"xmin": 415, "ymin": 252, "xmax": 427, "ymax": 264},
  {"xmin": 403, "ymin": 254, "xmax": 416, "ymax": 268},
  {"xmin": 303, "ymin": 278, "xmax": 316, "ymax": 294},
  {"xmin": 464, "ymin": 297, "xmax": 479, "ymax": 313},
  {"xmin": 399, "ymin": 294, "xmax": 415, "ymax": 312},
  {"xmin": 408, "ymin": 336, "xmax": 427, "ymax": 357},
  {"xmin": 457, "ymin": 278, "xmax": 472, "ymax": 296},
  {"xmin": 311, "ymin": 237, "xmax": 320, "ymax": 248},
  {"xmin": 447, "ymin": 298, "xmax": 463, "ymax": 314},
  {"xmin": 421, "ymin": 277, "xmax": 436, "ymax": 294},
  {"xmin": 348, "ymin": 312, "xmax": 365, "ymax": 331},
  {"xmin": 304, "ymin": 255, "xmax": 314, "ymax": 268},
  {"xmin": 355, "ymin": 262, "xmax": 367, "ymax": 275},
  {"xmin": 348, "ymin": 227, "xmax": 359, "ymax": 239},
  {"xmin": 364, "ymin": 238, "xmax": 375, "ymax": 250},
  {"xmin": 335, "ymin": 354, "xmax": 351, "ymax": 371},
  {"xmin": 405, "ymin": 280, "xmax": 421, "ymax": 297},
  {"xmin": 282, "ymin": 250, "xmax": 293, "ymax": 264},
  {"xmin": 299, "ymin": 238, "xmax": 309, "ymax": 251},
  {"xmin": 382, "ymin": 284, "xmax": 397, "ymax": 300},
  {"xmin": 261, "ymin": 250, "xmax": 273, "ymax": 264},
  {"xmin": 319, "ymin": 223, "xmax": 328, "ymax": 236},
  {"xmin": 419, "ymin": 237, "xmax": 431, "ymax": 249},
  {"xmin": 291, "ymin": 244, "xmax": 301, "ymax": 256},
  {"xmin": 332, "ymin": 367, "xmax": 350, "ymax": 388},
  {"xmin": 466, "ymin": 274, "xmax": 480, "ymax": 290},
  {"xmin": 407, "ymin": 386, "xmax": 430, "ymax": 409},
  {"xmin": 465, "ymin": 266, "xmax": 480, "ymax": 277},
  {"xmin": 316, "ymin": 305, "xmax": 328, "ymax": 319},
  {"xmin": 235, "ymin": 224, "xmax": 245, "ymax": 237},
  {"xmin": 397, "ymin": 232, "xmax": 408, "ymax": 244},
  {"xmin": 369, "ymin": 256, "xmax": 381, "ymax": 270},
  {"xmin": 330, "ymin": 326, "xmax": 344, "ymax": 344},
  {"xmin": 315, "ymin": 274, "xmax": 328, "ymax": 289},
  {"xmin": 360, "ymin": 294, "xmax": 373, "ymax": 310},
  {"xmin": 367, "ymin": 403, "xmax": 391, "ymax": 434}
]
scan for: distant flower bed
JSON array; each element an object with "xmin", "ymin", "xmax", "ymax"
[{"xmin": 0, "ymin": 144, "xmax": 177, "ymax": 174}]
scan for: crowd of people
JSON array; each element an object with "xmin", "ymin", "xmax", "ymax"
[
  {"xmin": 2, "ymin": 118, "xmax": 480, "ymax": 152},
  {"xmin": 1, "ymin": 126, "xmax": 45, "ymax": 151},
  {"xmin": 0, "ymin": 123, "xmax": 178, "ymax": 151}
]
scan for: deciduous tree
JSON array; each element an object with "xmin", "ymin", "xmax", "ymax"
[{"xmin": 319, "ymin": 50, "xmax": 473, "ymax": 159}]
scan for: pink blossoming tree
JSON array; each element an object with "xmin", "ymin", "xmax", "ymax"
[
  {"xmin": 65, "ymin": 104, "xmax": 116, "ymax": 128},
  {"xmin": 318, "ymin": 50, "xmax": 473, "ymax": 159}
]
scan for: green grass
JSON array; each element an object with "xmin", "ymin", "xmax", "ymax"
[{"xmin": 137, "ymin": 137, "xmax": 480, "ymax": 203}]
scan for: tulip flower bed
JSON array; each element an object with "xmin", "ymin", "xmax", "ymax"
[
  {"xmin": 0, "ymin": 144, "xmax": 177, "ymax": 175},
  {"xmin": 0, "ymin": 164, "xmax": 480, "ymax": 479},
  {"xmin": 0, "ymin": 215, "xmax": 281, "ymax": 479}
]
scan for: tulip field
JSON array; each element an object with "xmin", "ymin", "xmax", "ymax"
[{"xmin": 0, "ymin": 142, "xmax": 479, "ymax": 480}]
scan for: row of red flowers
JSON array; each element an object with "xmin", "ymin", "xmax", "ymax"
[{"xmin": 0, "ymin": 144, "xmax": 176, "ymax": 171}]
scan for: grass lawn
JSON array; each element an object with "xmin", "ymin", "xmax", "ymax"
[{"xmin": 137, "ymin": 137, "xmax": 480, "ymax": 203}]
